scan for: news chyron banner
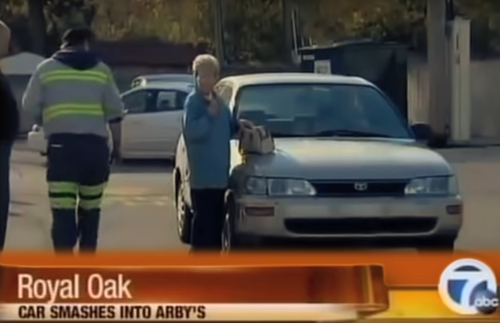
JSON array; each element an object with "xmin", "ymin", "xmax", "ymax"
[{"xmin": 0, "ymin": 252, "xmax": 500, "ymax": 322}]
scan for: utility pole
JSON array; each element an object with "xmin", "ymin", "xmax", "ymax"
[
  {"xmin": 282, "ymin": 0, "xmax": 294, "ymax": 64},
  {"xmin": 427, "ymin": 0, "xmax": 450, "ymax": 146},
  {"xmin": 212, "ymin": 0, "xmax": 225, "ymax": 64}
]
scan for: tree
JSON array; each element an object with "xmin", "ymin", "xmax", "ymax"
[
  {"xmin": 27, "ymin": 0, "xmax": 46, "ymax": 54},
  {"xmin": 26, "ymin": 0, "xmax": 97, "ymax": 55}
]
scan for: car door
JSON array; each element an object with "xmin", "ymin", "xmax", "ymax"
[
  {"xmin": 121, "ymin": 89, "xmax": 154, "ymax": 157},
  {"xmin": 149, "ymin": 89, "xmax": 188, "ymax": 157}
]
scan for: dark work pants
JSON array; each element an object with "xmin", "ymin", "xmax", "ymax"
[
  {"xmin": 46, "ymin": 134, "xmax": 110, "ymax": 253},
  {"xmin": 0, "ymin": 140, "xmax": 13, "ymax": 252},
  {"xmin": 190, "ymin": 189, "xmax": 226, "ymax": 251}
]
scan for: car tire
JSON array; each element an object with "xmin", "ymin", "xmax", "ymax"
[
  {"xmin": 175, "ymin": 182, "xmax": 192, "ymax": 244},
  {"xmin": 222, "ymin": 198, "xmax": 238, "ymax": 252},
  {"xmin": 221, "ymin": 206, "xmax": 241, "ymax": 252},
  {"xmin": 417, "ymin": 235, "xmax": 456, "ymax": 251},
  {"xmin": 222, "ymin": 198, "xmax": 256, "ymax": 252}
]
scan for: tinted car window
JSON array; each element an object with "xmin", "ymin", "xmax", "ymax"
[
  {"xmin": 236, "ymin": 83, "xmax": 410, "ymax": 138},
  {"xmin": 122, "ymin": 91, "xmax": 149, "ymax": 113},
  {"xmin": 154, "ymin": 90, "xmax": 188, "ymax": 111}
]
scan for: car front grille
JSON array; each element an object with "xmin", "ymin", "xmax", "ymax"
[
  {"xmin": 310, "ymin": 180, "xmax": 409, "ymax": 197},
  {"xmin": 284, "ymin": 218, "xmax": 437, "ymax": 235}
]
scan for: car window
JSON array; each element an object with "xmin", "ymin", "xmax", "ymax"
[
  {"xmin": 235, "ymin": 83, "xmax": 411, "ymax": 138},
  {"xmin": 122, "ymin": 90, "xmax": 149, "ymax": 113},
  {"xmin": 154, "ymin": 90, "xmax": 188, "ymax": 112}
]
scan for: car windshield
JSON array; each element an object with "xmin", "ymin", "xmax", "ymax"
[{"xmin": 236, "ymin": 83, "xmax": 411, "ymax": 139}]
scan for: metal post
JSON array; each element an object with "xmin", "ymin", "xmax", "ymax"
[
  {"xmin": 282, "ymin": 0, "xmax": 294, "ymax": 63},
  {"xmin": 212, "ymin": 0, "xmax": 225, "ymax": 63},
  {"xmin": 427, "ymin": 0, "xmax": 450, "ymax": 146}
]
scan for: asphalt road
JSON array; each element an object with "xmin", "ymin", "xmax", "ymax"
[{"xmin": 5, "ymin": 142, "xmax": 500, "ymax": 251}]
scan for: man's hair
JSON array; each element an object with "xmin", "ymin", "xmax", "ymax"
[
  {"xmin": 61, "ymin": 27, "xmax": 95, "ymax": 48},
  {"xmin": 192, "ymin": 54, "xmax": 219, "ymax": 76},
  {"xmin": 0, "ymin": 20, "xmax": 11, "ymax": 58}
]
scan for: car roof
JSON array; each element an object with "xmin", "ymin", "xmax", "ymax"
[
  {"xmin": 122, "ymin": 82, "xmax": 193, "ymax": 95},
  {"xmin": 133, "ymin": 74, "xmax": 193, "ymax": 81},
  {"xmin": 220, "ymin": 73, "xmax": 373, "ymax": 87}
]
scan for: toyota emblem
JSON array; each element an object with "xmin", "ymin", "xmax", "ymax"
[{"xmin": 354, "ymin": 182, "xmax": 368, "ymax": 191}]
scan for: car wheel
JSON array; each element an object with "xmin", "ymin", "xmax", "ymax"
[
  {"xmin": 221, "ymin": 212, "xmax": 234, "ymax": 252},
  {"xmin": 417, "ymin": 235, "xmax": 456, "ymax": 251},
  {"xmin": 221, "ymin": 199, "xmax": 247, "ymax": 252},
  {"xmin": 176, "ymin": 182, "xmax": 192, "ymax": 244}
]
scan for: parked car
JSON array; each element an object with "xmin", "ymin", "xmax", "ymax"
[
  {"xmin": 130, "ymin": 73, "xmax": 194, "ymax": 88},
  {"xmin": 173, "ymin": 73, "xmax": 462, "ymax": 250},
  {"xmin": 27, "ymin": 82, "xmax": 192, "ymax": 160}
]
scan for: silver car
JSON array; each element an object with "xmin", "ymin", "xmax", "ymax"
[{"xmin": 173, "ymin": 73, "xmax": 462, "ymax": 250}]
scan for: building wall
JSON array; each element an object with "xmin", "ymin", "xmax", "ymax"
[{"xmin": 408, "ymin": 55, "xmax": 500, "ymax": 140}]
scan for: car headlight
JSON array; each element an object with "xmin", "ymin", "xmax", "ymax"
[
  {"xmin": 405, "ymin": 176, "xmax": 458, "ymax": 196},
  {"xmin": 245, "ymin": 177, "xmax": 316, "ymax": 196}
]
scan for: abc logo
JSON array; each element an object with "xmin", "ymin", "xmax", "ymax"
[{"xmin": 439, "ymin": 259, "xmax": 498, "ymax": 315}]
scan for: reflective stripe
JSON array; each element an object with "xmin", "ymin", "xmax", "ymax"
[
  {"xmin": 43, "ymin": 103, "xmax": 104, "ymax": 122},
  {"xmin": 40, "ymin": 70, "xmax": 108, "ymax": 84},
  {"xmin": 79, "ymin": 198, "xmax": 103, "ymax": 210},
  {"xmin": 79, "ymin": 182, "xmax": 107, "ymax": 210},
  {"xmin": 48, "ymin": 181, "xmax": 78, "ymax": 194},
  {"xmin": 50, "ymin": 197, "xmax": 77, "ymax": 209},
  {"xmin": 79, "ymin": 183, "xmax": 107, "ymax": 196}
]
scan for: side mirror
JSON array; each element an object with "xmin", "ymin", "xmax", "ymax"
[{"xmin": 411, "ymin": 123, "xmax": 433, "ymax": 142}]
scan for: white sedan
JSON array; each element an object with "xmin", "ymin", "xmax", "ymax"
[{"xmin": 27, "ymin": 82, "xmax": 193, "ymax": 160}]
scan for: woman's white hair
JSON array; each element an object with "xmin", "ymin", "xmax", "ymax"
[
  {"xmin": 192, "ymin": 54, "xmax": 220, "ymax": 76},
  {"xmin": 0, "ymin": 20, "xmax": 10, "ymax": 58}
]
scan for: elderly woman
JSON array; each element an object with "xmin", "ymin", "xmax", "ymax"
[
  {"xmin": 0, "ymin": 20, "xmax": 20, "ymax": 251},
  {"xmin": 182, "ymin": 54, "xmax": 251, "ymax": 251}
]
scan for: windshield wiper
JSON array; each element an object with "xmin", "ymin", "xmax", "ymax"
[{"xmin": 312, "ymin": 129, "xmax": 394, "ymax": 138}]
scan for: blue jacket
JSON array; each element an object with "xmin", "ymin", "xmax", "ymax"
[{"xmin": 182, "ymin": 89, "xmax": 237, "ymax": 189}]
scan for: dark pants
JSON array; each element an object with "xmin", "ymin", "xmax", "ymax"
[
  {"xmin": 190, "ymin": 189, "xmax": 226, "ymax": 251},
  {"xmin": 46, "ymin": 134, "xmax": 110, "ymax": 253},
  {"xmin": 0, "ymin": 140, "xmax": 13, "ymax": 251}
]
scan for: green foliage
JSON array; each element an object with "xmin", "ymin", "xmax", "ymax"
[{"xmin": 4, "ymin": 0, "xmax": 500, "ymax": 60}]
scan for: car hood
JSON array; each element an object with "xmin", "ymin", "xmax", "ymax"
[{"xmin": 231, "ymin": 138, "xmax": 452, "ymax": 180}]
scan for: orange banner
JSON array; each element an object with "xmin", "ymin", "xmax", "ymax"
[
  {"xmin": 1, "ymin": 252, "xmax": 499, "ymax": 320},
  {"xmin": 1, "ymin": 251, "xmax": 500, "ymax": 286}
]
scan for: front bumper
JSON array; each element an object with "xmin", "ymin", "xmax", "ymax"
[{"xmin": 234, "ymin": 195, "xmax": 462, "ymax": 239}]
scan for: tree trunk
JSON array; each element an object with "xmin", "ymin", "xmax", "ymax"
[{"xmin": 27, "ymin": 0, "xmax": 47, "ymax": 55}]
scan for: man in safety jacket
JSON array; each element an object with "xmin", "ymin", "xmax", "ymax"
[{"xmin": 22, "ymin": 28, "xmax": 124, "ymax": 253}]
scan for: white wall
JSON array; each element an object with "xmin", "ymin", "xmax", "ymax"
[{"xmin": 408, "ymin": 55, "xmax": 500, "ymax": 140}]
